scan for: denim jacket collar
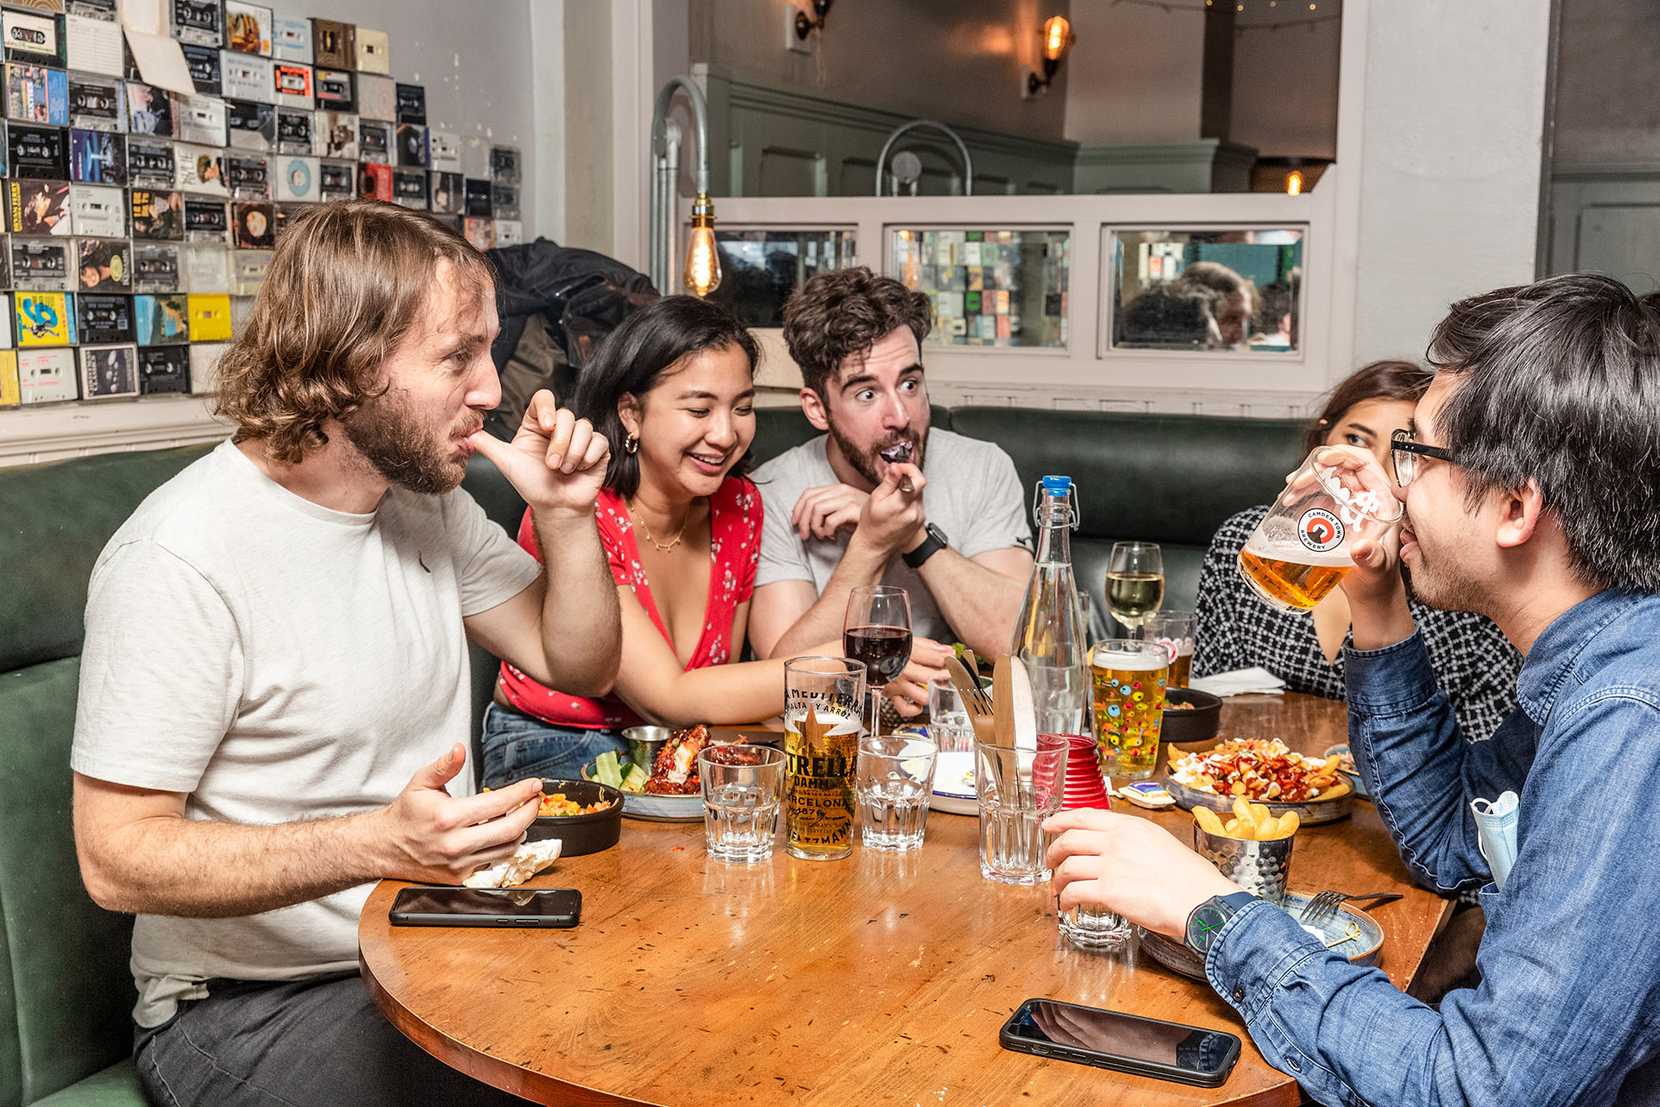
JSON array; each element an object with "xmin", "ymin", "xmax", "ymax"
[{"xmin": 1515, "ymin": 588, "xmax": 1633, "ymax": 726}]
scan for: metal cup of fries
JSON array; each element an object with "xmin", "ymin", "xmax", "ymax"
[{"xmin": 1192, "ymin": 798, "xmax": 1299, "ymax": 904}]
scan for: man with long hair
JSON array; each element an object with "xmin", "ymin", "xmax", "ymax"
[{"xmin": 71, "ymin": 200, "xmax": 621, "ymax": 1105}]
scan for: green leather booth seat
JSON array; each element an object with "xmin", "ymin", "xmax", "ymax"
[{"xmin": 0, "ymin": 403, "xmax": 1301, "ymax": 1105}]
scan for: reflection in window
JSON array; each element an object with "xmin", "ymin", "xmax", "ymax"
[
  {"xmin": 708, "ymin": 229, "xmax": 856, "ymax": 327},
  {"xmin": 892, "ymin": 228, "xmax": 1069, "ymax": 348},
  {"xmin": 1110, "ymin": 229, "xmax": 1304, "ymax": 353}
]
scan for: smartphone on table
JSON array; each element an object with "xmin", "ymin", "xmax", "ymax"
[
  {"xmin": 389, "ymin": 886, "xmax": 582, "ymax": 929},
  {"xmin": 1000, "ymin": 997, "xmax": 1240, "ymax": 1088}
]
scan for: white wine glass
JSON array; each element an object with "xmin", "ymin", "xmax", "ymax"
[{"xmin": 1106, "ymin": 541, "xmax": 1164, "ymax": 632}]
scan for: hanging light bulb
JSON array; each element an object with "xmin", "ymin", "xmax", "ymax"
[
  {"xmin": 1285, "ymin": 169, "xmax": 1305, "ymax": 195},
  {"xmin": 683, "ymin": 192, "xmax": 722, "ymax": 297}
]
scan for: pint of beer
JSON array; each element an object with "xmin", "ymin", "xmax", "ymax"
[
  {"xmin": 1143, "ymin": 613, "xmax": 1195, "ymax": 688},
  {"xmin": 783, "ymin": 657, "xmax": 866, "ymax": 861},
  {"xmin": 1090, "ymin": 639, "xmax": 1170, "ymax": 781},
  {"xmin": 1238, "ymin": 447, "xmax": 1404, "ymax": 614}
]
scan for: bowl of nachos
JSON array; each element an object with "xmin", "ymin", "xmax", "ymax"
[{"xmin": 1165, "ymin": 738, "xmax": 1353, "ymax": 825}]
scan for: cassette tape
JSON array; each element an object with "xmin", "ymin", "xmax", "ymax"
[
  {"xmin": 6, "ymin": 63, "xmax": 68, "ymax": 126},
  {"xmin": 355, "ymin": 27, "xmax": 389, "ymax": 75},
  {"xmin": 3, "ymin": 10, "xmax": 61, "ymax": 66},
  {"xmin": 125, "ymin": 136, "xmax": 175, "ymax": 188},
  {"xmin": 178, "ymin": 94, "xmax": 226, "ymax": 146},
  {"xmin": 69, "ymin": 183, "xmax": 124, "ymax": 237},
  {"xmin": 272, "ymin": 61, "xmax": 310, "ymax": 109},
  {"xmin": 428, "ymin": 171, "xmax": 461, "ymax": 215},
  {"xmin": 75, "ymin": 237, "xmax": 129, "ymax": 291},
  {"xmin": 69, "ymin": 128, "xmax": 124, "ymax": 184},
  {"xmin": 8, "ymin": 122, "xmax": 67, "ymax": 178},
  {"xmin": 358, "ymin": 118, "xmax": 390, "ymax": 164},
  {"xmin": 187, "ymin": 291, "xmax": 230, "ymax": 340},
  {"xmin": 318, "ymin": 158, "xmax": 352, "ymax": 201},
  {"xmin": 130, "ymin": 189, "xmax": 183, "ymax": 240},
  {"xmin": 189, "ymin": 341, "xmax": 226, "ymax": 394},
  {"xmin": 357, "ymin": 161, "xmax": 390, "ymax": 202},
  {"xmin": 125, "ymin": 81, "xmax": 175, "ymax": 137},
  {"xmin": 0, "ymin": 351, "xmax": 15, "ymax": 406},
  {"xmin": 311, "ymin": 19, "xmax": 353, "ymax": 69},
  {"xmin": 181, "ymin": 43, "xmax": 221, "ymax": 94},
  {"xmin": 272, "ymin": 201, "xmax": 308, "ymax": 240},
  {"xmin": 394, "ymin": 81, "xmax": 424, "ymax": 125},
  {"xmin": 462, "ymin": 216, "xmax": 493, "ymax": 253},
  {"xmin": 11, "ymin": 236, "xmax": 72, "ymax": 289},
  {"xmin": 271, "ymin": 16, "xmax": 310, "ymax": 64},
  {"xmin": 490, "ymin": 145, "xmax": 522, "ymax": 185},
  {"xmin": 226, "ymin": 97, "xmax": 274, "ymax": 150},
  {"xmin": 317, "ymin": 110, "xmax": 355, "ymax": 159},
  {"xmin": 17, "ymin": 347, "xmax": 78, "ymax": 403},
  {"xmin": 428, "ymin": 129, "xmax": 460, "ymax": 174},
  {"xmin": 392, "ymin": 168, "xmax": 426, "ymax": 210},
  {"xmin": 171, "ymin": 0, "xmax": 224, "ymax": 47},
  {"xmin": 133, "ymin": 241, "xmax": 180, "ymax": 291},
  {"xmin": 220, "ymin": 51, "xmax": 272, "ymax": 102},
  {"xmin": 494, "ymin": 220, "xmax": 523, "ymax": 247},
  {"xmin": 231, "ymin": 247, "xmax": 270, "ymax": 295},
  {"xmin": 138, "ymin": 343, "xmax": 190, "ymax": 394},
  {"xmin": 8, "ymin": 178, "xmax": 70, "ymax": 235},
  {"xmin": 64, "ymin": 12, "xmax": 122, "ymax": 78},
  {"xmin": 395, "ymin": 122, "xmax": 427, "ymax": 168},
  {"xmin": 0, "ymin": 240, "xmax": 10, "ymax": 294},
  {"xmin": 135, "ymin": 292, "xmax": 188, "ymax": 345},
  {"xmin": 275, "ymin": 106, "xmax": 312, "ymax": 154},
  {"xmin": 314, "ymin": 67, "xmax": 353, "ymax": 112},
  {"xmin": 224, "ymin": 2, "xmax": 272, "ymax": 57},
  {"xmin": 13, "ymin": 288, "xmax": 75, "ymax": 346},
  {"xmin": 273, "ymin": 154, "xmax": 317, "ymax": 202},
  {"xmin": 183, "ymin": 196, "xmax": 228, "ymax": 242},
  {"xmin": 357, "ymin": 73, "xmax": 393, "ymax": 121},
  {"xmin": 231, "ymin": 201, "xmax": 271, "ymax": 248},
  {"xmin": 491, "ymin": 182, "xmax": 520, "ymax": 220},
  {"xmin": 79, "ymin": 342, "xmax": 138, "ymax": 399},
  {"xmin": 76, "ymin": 289, "xmax": 135, "ymax": 341},
  {"xmin": 227, "ymin": 152, "xmax": 268, "ymax": 199},
  {"xmin": 174, "ymin": 143, "xmax": 227, "ymax": 196},
  {"xmin": 67, "ymin": 72, "xmax": 122, "ymax": 130},
  {"xmin": 183, "ymin": 242, "xmax": 227, "ymax": 291},
  {"xmin": 464, "ymin": 178, "xmax": 492, "ymax": 217}
]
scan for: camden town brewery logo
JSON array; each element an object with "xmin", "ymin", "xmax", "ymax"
[{"xmin": 1297, "ymin": 507, "xmax": 1345, "ymax": 553}]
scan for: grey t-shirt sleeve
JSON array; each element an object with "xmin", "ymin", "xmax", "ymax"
[
  {"xmin": 957, "ymin": 445, "xmax": 1032, "ymax": 560},
  {"xmin": 444, "ymin": 489, "xmax": 541, "ymax": 617},
  {"xmin": 753, "ymin": 469, "xmax": 815, "ymax": 588},
  {"xmin": 71, "ymin": 539, "xmax": 243, "ymax": 793}
]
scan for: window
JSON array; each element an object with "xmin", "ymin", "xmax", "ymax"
[
  {"xmin": 708, "ymin": 228, "xmax": 856, "ymax": 327},
  {"xmin": 1108, "ymin": 228, "xmax": 1304, "ymax": 353},
  {"xmin": 891, "ymin": 228, "xmax": 1069, "ymax": 349}
]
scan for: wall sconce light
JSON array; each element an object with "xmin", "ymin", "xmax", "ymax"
[
  {"xmin": 793, "ymin": 0, "xmax": 832, "ymax": 44},
  {"xmin": 1285, "ymin": 169, "xmax": 1306, "ymax": 195},
  {"xmin": 1026, "ymin": 16, "xmax": 1075, "ymax": 96}
]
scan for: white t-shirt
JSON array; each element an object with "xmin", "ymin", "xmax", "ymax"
[
  {"xmin": 71, "ymin": 440, "xmax": 540, "ymax": 1027},
  {"xmin": 751, "ymin": 429, "xmax": 1032, "ymax": 643}
]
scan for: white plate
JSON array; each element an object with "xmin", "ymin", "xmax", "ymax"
[
  {"xmin": 930, "ymin": 750, "xmax": 977, "ymax": 815},
  {"xmin": 621, "ymin": 792, "xmax": 703, "ymax": 822}
]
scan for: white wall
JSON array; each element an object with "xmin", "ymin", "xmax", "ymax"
[
  {"xmin": 1345, "ymin": 0, "xmax": 1551, "ymax": 367},
  {"xmin": 1063, "ymin": 3, "xmax": 1205, "ymax": 145}
]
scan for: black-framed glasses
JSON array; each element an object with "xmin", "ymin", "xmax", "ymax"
[{"xmin": 1390, "ymin": 429, "xmax": 1456, "ymax": 487}]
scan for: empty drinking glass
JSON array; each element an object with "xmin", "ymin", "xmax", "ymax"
[
  {"xmin": 975, "ymin": 734, "xmax": 1067, "ymax": 884},
  {"xmin": 927, "ymin": 677, "xmax": 976, "ymax": 752},
  {"xmin": 699, "ymin": 744, "xmax": 784, "ymax": 864},
  {"xmin": 856, "ymin": 734, "xmax": 938, "ymax": 851}
]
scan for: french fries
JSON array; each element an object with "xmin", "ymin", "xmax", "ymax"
[{"xmin": 1194, "ymin": 799, "xmax": 1300, "ymax": 841}]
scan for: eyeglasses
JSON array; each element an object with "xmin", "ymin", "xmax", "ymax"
[{"xmin": 1390, "ymin": 429, "xmax": 1456, "ymax": 487}]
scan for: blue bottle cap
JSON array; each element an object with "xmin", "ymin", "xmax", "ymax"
[{"xmin": 1041, "ymin": 475, "xmax": 1073, "ymax": 496}]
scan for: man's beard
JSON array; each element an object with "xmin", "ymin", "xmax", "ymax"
[
  {"xmin": 1399, "ymin": 520, "xmax": 1484, "ymax": 614},
  {"xmin": 343, "ymin": 390, "xmax": 471, "ymax": 495},
  {"xmin": 828, "ymin": 422, "xmax": 926, "ymax": 489}
]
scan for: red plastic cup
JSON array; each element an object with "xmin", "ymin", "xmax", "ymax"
[{"xmin": 1057, "ymin": 733, "xmax": 1110, "ymax": 811}]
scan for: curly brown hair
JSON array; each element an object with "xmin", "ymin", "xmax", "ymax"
[
  {"xmin": 782, "ymin": 266, "xmax": 932, "ymax": 397},
  {"xmin": 214, "ymin": 200, "xmax": 494, "ymax": 463}
]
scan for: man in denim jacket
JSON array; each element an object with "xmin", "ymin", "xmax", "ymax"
[{"xmin": 1045, "ymin": 273, "xmax": 1660, "ymax": 1105}]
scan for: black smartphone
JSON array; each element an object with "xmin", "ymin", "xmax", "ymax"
[
  {"xmin": 389, "ymin": 886, "xmax": 582, "ymax": 929},
  {"xmin": 999, "ymin": 998, "xmax": 1240, "ymax": 1088}
]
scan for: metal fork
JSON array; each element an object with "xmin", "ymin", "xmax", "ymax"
[{"xmin": 1300, "ymin": 890, "xmax": 1403, "ymax": 926}]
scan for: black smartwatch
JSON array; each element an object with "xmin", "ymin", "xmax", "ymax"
[
  {"xmin": 902, "ymin": 523, "xmax": 949, "ymax": 569},
  {"xmin": 1184, "ymin": 891, "xmax": 1258, "ymax": 958}
]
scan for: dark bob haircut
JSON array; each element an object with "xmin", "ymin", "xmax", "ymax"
[
  {"xmin": 1303, "ymin": 359, "xmax": 1433, "ymax": 455},
  {"xmin": 1428, "ymin": 272, "xmax": 1660, "ymax": 592},
  {"xmin": 572, "ymin": 295, "xmax": 761, "ymax": 500}
]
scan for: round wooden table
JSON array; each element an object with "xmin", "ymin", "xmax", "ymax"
[{"xmin": 360, "ymin": 694, "xmax": 1451, "ymax": 1105}]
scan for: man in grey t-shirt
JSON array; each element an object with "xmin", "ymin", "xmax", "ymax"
[
  {"xmin": 71, "ymin": 203, "xmax": 621, "ymax": 1105},
  {"xmin": 749, "ymin": 268, "xmax": 1033, "ymax": 715}
]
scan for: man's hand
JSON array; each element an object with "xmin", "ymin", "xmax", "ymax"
[
  {"xmin": 883, "ymin": 635, "xmax": 953, "ymax": 718},
  {"xmin": 370, "ymin": 743, "xmax": 542, "ymax": 885},
  {"xmin": 853, "ymin": 463, "xmax": 926, "ymax": 555},
  {"xmin": 1280, "ymin": 445, "xmax": 1408, "ymax": 611},
  {"xmin": 469, "ymin": 390, "xmax": 609, "ymax": 516},
  {"xmin": 791, "ymin": 483, "xmax": 870, "ymax": 542},
  {"xmin": 1043, "ymin": 809, "xmax": 1241, "ymax": 938}
]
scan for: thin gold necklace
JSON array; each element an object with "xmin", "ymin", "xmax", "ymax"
[{"xmin": 632, "ymin": 504, "xmax": 690, "ymax": 553}]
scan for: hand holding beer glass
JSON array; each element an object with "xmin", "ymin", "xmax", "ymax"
[{"xmin": 1237, "ymin": 446, "xmax": 1405, "ymax": 612}]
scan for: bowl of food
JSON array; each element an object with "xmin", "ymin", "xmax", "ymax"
[
  {"xmin": 585, "ymin": 725, "xmax": 712, "ymax": 821},
  {"xmin": 1161, "ymin": 687, "xmax": 1223, "ymax": 748},
  {"xmin": 523, "ymin": 779, "xmax": 623, "ymax": 855},
  {"xmin": 1166, "ymin": 737, "xmax": 1353, "ymax": 825}
]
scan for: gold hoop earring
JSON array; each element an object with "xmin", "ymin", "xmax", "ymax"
[{"xmin": 625, "ymin": 433, "xmax": 639, "ymax": 455}]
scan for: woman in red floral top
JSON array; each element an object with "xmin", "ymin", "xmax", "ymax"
[{"xmin": 481, "ymin": 297, "xmax": 835, "ymax": 788}]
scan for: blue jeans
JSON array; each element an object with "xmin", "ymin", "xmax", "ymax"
[{"xmin": 479, "ymin": 703, "xmax": 627, "ymax": 789}]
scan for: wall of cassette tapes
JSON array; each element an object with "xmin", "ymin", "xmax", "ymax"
[{"xmin": 0, "ymin": 0, "xmax": 525, "ymax": 412}]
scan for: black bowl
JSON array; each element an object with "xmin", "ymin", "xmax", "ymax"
[
  {"xmin": 1162, "ymin": 687, "xmax": 1223, "ymax": 746},
  {"xmin": 524, "ymin": 778, "xmax": 624, "ymax": 856}
]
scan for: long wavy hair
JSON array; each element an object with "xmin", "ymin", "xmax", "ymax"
[{"xmin": 214, "ymin": 200, "xmax": 494, "ymax": 463}]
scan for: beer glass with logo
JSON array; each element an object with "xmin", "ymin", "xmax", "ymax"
[
  {"xmin": 1238, "ymin": 446, "xmax": 1405, "ymax": 613},
  {"xmin": 1142, "ymin": 612, "xmax": 1195, "ymax": 688},
  {"xmin": 783, "ymin": 656, "xmax": 866, "ymax": 861},
  {"xmin": 1090, "ymin": 639, "xmax": 1170, "ymax": 780}
]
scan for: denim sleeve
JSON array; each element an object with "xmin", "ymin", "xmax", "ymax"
[
  {"xmin": 1343, "ymin": 633, "xmax": 1526, "ymax": 892},
  {"xmin": 1208, "ymin": 693, "xmax": 1660, "ymax": 1106}
]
